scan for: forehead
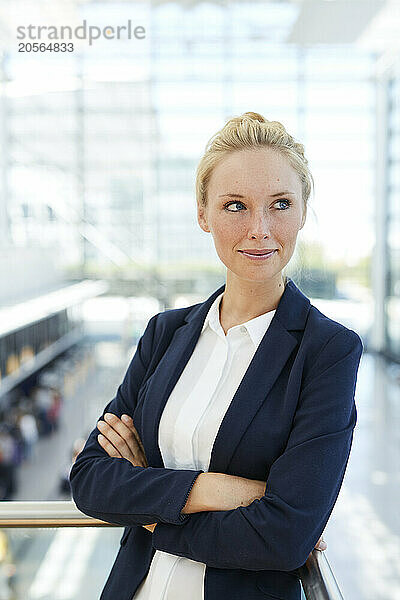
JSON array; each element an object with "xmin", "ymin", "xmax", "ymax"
[{"xmin": 208, "ymin": 147, "xmax": 301, "ymax": 194}]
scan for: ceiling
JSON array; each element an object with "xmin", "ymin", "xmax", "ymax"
[{"xmin": 1, "ymin": 0, "xmax": 400, "ymax": 75}]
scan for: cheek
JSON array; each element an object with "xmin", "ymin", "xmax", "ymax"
[
  {"xmin": 275, "ymin": 215, "xmax": 301, "ymax": 243},
  {"xmin": 212, "ymin": 219, "xmax": 242, "ymax": 247}
]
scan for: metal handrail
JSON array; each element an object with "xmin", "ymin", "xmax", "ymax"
[
  {"xmin": 298, "ymin": 552, "xmax": 344, "ymax": 600},
  {"xmin": 0, "ymin": 500, "xmax": 111, "ymax": 527},
  {"xmin": 0, "ymin": 501, "xmax": 344, "ymax": 600}
]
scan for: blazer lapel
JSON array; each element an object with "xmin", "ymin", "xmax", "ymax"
[
  {"xmin": 208, "ymin": 318, "xmax": 297, "ymax": 473},
  {"xmin": 142, "ymin": 278, "xmax": 311, "ymax": 471},
  {"xmin": 209, "ymin": 279, "xmax": 311, "ymax": 473}
]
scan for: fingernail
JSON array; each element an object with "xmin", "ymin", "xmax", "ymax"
[
  {"xmin": 318, "ymin": 541, "xmax": 327, "ymax": 550},
  {"xmin": 121, "ymin": 414, "xmax": 131, "ymax": 423}
]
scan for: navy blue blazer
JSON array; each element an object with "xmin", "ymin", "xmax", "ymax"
[{"xmin": 70, "ymin": 277, "xmax": 363, "ymax": 600}]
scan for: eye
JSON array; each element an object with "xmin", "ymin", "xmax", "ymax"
[
  {"xmin": 274, "ymin": 199, "xmax": 292, "ymax": 210},
  {"xmin": 224, "ymin": 201, "xmax": 246, "ymax": 212}
]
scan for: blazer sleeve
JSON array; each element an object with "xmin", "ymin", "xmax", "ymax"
[
  {"xmin": 151, "ymin": 327, "xmax": 363, "ymax": 572},
  {"xmin": 69, "ymin": 313, "xmax": 204, "ymax": 527}
]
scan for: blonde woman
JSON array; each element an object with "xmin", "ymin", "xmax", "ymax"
[{"xmin": 70, "ymin": 113, "xmax": 362, "ymax": 600}]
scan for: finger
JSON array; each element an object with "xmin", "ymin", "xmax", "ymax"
[
  {"xmin": 101, "ymin": 413, "xmax": 148, "ymax": 467},
  {"xmin": 107, "ymin": 413, "xmax": 148, "ymax": 467},
  {"xmin": 97, "ymin": 434, "xmax": 123, "ymax": 458},
  {"xmin": 121, "ymin": 415, "xmax": 148, "ymax": 461},
  {"xmin": 103, "ymin": 413, "xmax": 140, "ymax": 454},
  {"xmin": 121, "ymin": 415, "xmax": 143, "ymax": 447},
  {"xmin": 97, "ymin": 418, "xmax": 137, "ymax": 463},
  {"xmin": 98, "ymin": 418, "xmax": 148, "ymax": 467},
  {"xmin": 316, "ymin": 537, "xmax": 327, "ymax": 551},
  {"xmin": 99, "ymin": 428, "xmax": 146, "ymax": 467},
  {"xmin": 104, "ymin": 413, "xmax": 136, "ymax": 442}
]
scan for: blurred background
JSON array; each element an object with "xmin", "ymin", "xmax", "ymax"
[{"xmin": 0, "ymin": 0, "xmax": 398, "ymax": 599}]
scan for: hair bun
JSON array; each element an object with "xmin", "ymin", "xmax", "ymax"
[
  {"xmin": 241, "ymin": 112, "xmax": 266, "ymax": 123},
  {"xmin": 239, "ymin": 113, "xmax": 287, "ymax": 134}
]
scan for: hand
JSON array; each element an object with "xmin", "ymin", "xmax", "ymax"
[
  {"xmin": 97, "ymin": 412, "xmax": 148, "ymax": 467},
  {"xmin": 314, "ymin": 535, "xmax": 327, "ymax": 551},
  {"xmin": 97, "ymin": 412, "xmax": 157, "ymax": 532}
]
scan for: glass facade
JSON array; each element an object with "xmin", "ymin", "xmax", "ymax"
[
  {"xmin": 386, "ymin": 71, "xmax": 400, "ymax": 359},
  {"xmin": 0, "ymin": 1, "xmax": 396, "ymax": 357}
]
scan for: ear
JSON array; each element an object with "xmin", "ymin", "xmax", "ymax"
[{"xmin": 197, "ymin": 203, "xmax": 210, "ymax": 233}]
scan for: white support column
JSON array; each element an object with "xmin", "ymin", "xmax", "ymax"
[
  {"xmin": 0, "ymin": 52, "xmax": 10, "ymax": 246},
  {"xmin": 371, "ymin": 71, "xmax": 389, "ymax": 354}
]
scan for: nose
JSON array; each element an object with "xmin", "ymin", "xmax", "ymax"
[{"xmin": 247, "ymin": 209, "xmax": 271, "ymax": 240}]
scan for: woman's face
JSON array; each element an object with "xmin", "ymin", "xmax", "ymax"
[{"xmin": 198, "ymin": 147, "xmax": 306, "ymax": 284}]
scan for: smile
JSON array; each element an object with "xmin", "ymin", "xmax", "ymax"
[{"xmin": 238, "ymin": 250, "xmax": 277, "ymax": 260}]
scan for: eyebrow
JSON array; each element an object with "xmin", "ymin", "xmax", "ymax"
[{"xmin": 218, "ymin": 191, "xmax": 296, "ymax": 198}]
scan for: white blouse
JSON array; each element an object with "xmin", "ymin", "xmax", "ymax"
[{"xmin": 133, "ymin": 291, "xmax": 276, "ymax": 600}]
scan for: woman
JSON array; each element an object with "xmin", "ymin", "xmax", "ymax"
[{"xmin": 70, "ymin": 112, "xmax": 363, "ymax": 600}]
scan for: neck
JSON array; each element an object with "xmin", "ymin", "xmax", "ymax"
[{"xmin": 220, "ymin": 271, "xmax": 286, "ymax": 323}]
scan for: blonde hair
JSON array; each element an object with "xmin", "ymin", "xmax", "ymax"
[{"xmin": 196, "ymin": 112, "xmax": 314, "ymax": 217}]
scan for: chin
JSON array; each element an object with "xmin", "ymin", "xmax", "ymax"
[
  {"xmin": 229, "ymin": 258, "xmax": 287, "ymax": 282},
  {"xmin": 229, "ymin": 268, "xmax": 281, "ymax": 284}
]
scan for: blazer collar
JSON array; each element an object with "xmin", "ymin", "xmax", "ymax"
[{"xmin": 141, "ymin": 276, "xmax": 311, "ymax": 473}]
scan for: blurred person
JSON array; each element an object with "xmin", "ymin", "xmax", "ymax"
[
  {"xmin": 70, "ymin": 113, "xmax": 361, "ymax": 600},
  {"xmin": 5, "ymin": 409, "xmax": 24, "ymax": 467},
  {"xmin": 32, "ymin": 386, "xmax": 53, "ymax": 436},
  {"xmin": 0, "ymin": 427, "xmax": 16, "ymax": 500},
  {"xmin": 47, "ymin": 386, "xmax": 62, "ymax": 433},
  {"xmin": 17, "ymin": 411, "xmax": 39, "ymax": 462}
]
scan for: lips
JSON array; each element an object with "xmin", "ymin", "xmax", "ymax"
[{"xmin": 238, "ymin": 249, "xmax": 277, "ymax": 256}]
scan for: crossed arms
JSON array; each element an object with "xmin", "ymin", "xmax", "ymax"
[{"xmin": 69, "ymin": 314, "xmax": 362, "ymax": 572}]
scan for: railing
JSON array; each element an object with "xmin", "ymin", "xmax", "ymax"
[
  {"xmin": 297, "ymin": 550, "xmax": 345, "ymax": 600},
  {"xmin": 0, "ymin": 501, "xmax": 110, "ymax": 528},
  {"xmin": 0, "ymin": 501, "xmax": 344, "ymax": 600}
]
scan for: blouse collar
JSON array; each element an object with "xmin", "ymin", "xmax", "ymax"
[{"xmin": 201, "ymin": 291, "xmax": 276, "ymax": 349}]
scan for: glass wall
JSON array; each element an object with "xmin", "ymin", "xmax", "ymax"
[
  {"xmin": 1, "ymin": 3, "xmax": 376, "ymax": 305},
  {"xmin": 386, "ymin": 70, "xmax": 400, "ymax": 359}
]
